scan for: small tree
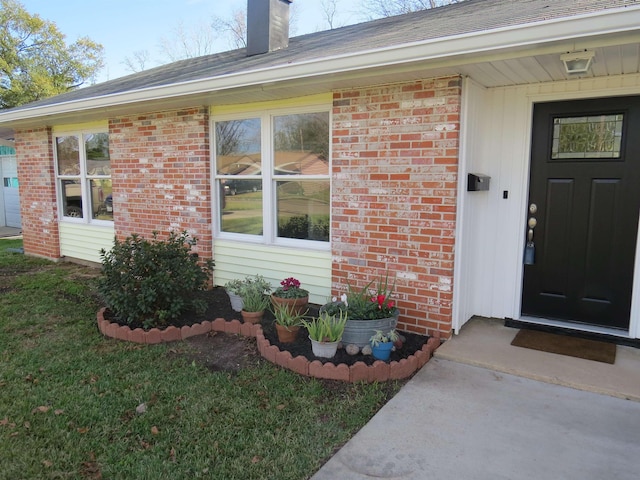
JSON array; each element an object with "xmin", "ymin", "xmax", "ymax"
[
  {"xmin": 0, "ymin": 0, "xmax": 104, "ymax": 109},
  {"xmin": 98, "ymin": 231, "xmax": 214, "ymax": 329}
]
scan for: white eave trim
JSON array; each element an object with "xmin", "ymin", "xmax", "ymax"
[{"xmin": 2, "ymin": 5, "xmax": 640, "ymax": 125}]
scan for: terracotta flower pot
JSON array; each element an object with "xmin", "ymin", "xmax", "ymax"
[
  {"xmin": 275, "ymin": 324, "xmax": 300, "ymax": 343},
  {"xmin": 270, "ymin": 294, "xmax": 309, "ymax": 316},
  {"xmin": 241, "ymin": 310, "xmax": 264, "ymax": 324}
]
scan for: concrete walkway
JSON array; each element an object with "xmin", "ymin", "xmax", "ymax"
[
  {"xmin": 0, "ymin": 226, "xmax": 21, "ymax": 238},
  {"xmin": 312, "ymin": 318, "xmax": 640, "ymax": 480}
]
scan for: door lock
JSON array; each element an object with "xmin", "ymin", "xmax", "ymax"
[{"xmin": 524, "ymin": 209, "xmax": 537, "ymax": 265}]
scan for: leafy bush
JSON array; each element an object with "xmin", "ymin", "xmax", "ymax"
[
  {"xmin": 279, "ymin": 215, "xmax": 329, "ymax": 241},
  {"xmin": 228, "ymin": 274, "xmax": 271, "ymax": 296},
  {"xmin": 98, "ymin": 231, "xmax": 214, "ymax": 329}
]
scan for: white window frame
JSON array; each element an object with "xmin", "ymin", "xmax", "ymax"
[
  {"xmin": 212, "ymin": 105, "xmax": 331, "ymax": 251},
  {"xmin": 53, "ymin": 128, "xmax": 113, "ymax": 226}
]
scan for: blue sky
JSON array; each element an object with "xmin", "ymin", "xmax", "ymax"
[{"xmin": 19, "ymin": 0, "xmax": 364, "ymax": 82}]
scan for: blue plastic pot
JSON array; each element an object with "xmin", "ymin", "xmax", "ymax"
[{"xmin": 371, "ymin": 341, "xmax": 394, "ymax": 361}]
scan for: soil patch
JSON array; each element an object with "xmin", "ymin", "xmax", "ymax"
[{"xmin": 171, "ymin": 331, "xmax": 262, "ymax": 373}]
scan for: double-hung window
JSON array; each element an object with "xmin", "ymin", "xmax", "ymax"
[
  {"xmin": 54, "ymin": 131, "xmax": 113, "ymax": 223},
  {"xmin": 214, "ymin": 108, "xmax": 330, "ymax": 247}
]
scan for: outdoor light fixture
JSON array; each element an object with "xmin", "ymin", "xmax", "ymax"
[{"xmin": 561, "ymin": 50, "xmax": 595, "ymax": 74}]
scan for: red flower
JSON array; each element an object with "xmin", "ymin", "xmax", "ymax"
[
  {"xmin": 375, "ymin": 294, "xmax": 386, "ymax": 309},
  {"xmin": 280, "ymin": 277, "xmax": 301, "ymax": 291}
]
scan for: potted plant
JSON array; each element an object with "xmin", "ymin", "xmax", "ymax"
[
  {"xmin": 224, "ymin": 279, "xmax": 245, "ymax": 312},
  {"xmin": 302, "ymin": 310, "xmax": 348, "ymax": 359},
  {"xmin": 239, "ymin": 275, "xmax": 271, "ymax": 324},
  {"xmin": 321, "ymin": 272, "xmax": 399, "ymax": 349},
  {"xmin": 271, "ymin": 277, "xmax": 309, "ymax": 315},
  {"xmin": 224, "ymin": 275, "xmax": 271, "ymax": 313},
  {"xmin": 272, "ymin": 302, "xmax": 307, "ymax": 343},
  {"xmin": 369, "ymin": 329, "xmax": 399, "ymax": 361}
]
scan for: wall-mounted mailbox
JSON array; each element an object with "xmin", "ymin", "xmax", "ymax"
[{"xmin": 467, "ymin": 173, "xmax": 491, "ymax": 192}]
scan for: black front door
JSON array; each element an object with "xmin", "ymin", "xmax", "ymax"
[{"xmin": 522, "ymin": 96, "xmax": 640, "ymax": 330}]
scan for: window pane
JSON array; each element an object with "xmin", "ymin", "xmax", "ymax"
[
  {"xmin": 61, "ymin": 180, "xmax": 83, "ymax": 218},
  {"xmin": 274, "ymin": 112, "xmax": 329, "ymax": 175},
  {"xmin": 90, "ymin": 179, "xmax": 113, "ymax": 220},
  {"xmin": 552, "ymin": 114, "xmax": 623, "ymax": 159},
  {"xmin": 277, "ymin": 180, "xmax": 330, "ymax": 242},
  {"xmin": 56, "ymin": 136, "xmax": 80, "ymax": 175},
  {"xmin": 220, "ymin": 179, "xmax": 263, "ymax": 235},
  {"xmin": 3, "ymin": 177, "xmax": 18, "ymax": 187},
  {"xmin": 85, "ymin": 133, "xmax": 111, "ymax": 175},
  {"xmin": 215, "ymin": 119, "xmax": 262, "ymax": 175}
]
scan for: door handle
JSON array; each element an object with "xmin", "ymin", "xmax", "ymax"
[{"xmin": 524, "ymin": 212, "xmax": 537, "ymax": 265}]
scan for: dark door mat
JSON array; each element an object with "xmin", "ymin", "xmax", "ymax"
[
  {"xmin": 510, "ymin": 329, "xmax": 616, "ymax": 364},
  {"xmin": 504, "ymin": 319, "xmax": 640, "ymax": 349}
]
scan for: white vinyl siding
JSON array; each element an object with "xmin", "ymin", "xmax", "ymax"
[
  {"xmin": 59, "ymin": 223, "xmax": 114, "ymax": 264},
  {"xmin": 214, "ymin": 239, "xmax": 331, "ymax": 305}
]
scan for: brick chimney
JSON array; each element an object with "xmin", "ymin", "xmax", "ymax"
[{"xmin": 246, "ymin": 0, "xmax": 292, "ymax": 56}]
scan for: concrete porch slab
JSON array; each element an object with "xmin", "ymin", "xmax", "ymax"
[{"xmin": 435, "ymin": 317, "xmax": 640, "ymax": 401}]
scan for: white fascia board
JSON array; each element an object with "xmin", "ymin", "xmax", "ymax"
[{"xmin": 2, "ymin": 5, "xmax": 640, "ymax": 126}]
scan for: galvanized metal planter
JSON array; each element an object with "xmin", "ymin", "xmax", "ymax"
[{"xmin": 341, "ymin": 313, "xmax": 399, "ymax": 349}]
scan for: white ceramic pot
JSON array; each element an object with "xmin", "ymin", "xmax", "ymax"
[{"xmin": 309, "ymin": 337, "xmax": 339, "ymax": 358}]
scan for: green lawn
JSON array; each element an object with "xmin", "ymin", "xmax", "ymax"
[{"xmin": 0, "ymin": 239, "xmax": 401, "ymax": 479}]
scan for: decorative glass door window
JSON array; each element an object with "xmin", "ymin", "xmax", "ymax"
[{"xmin": 551, "ymin": 114, "xmax": 623, "ymax": 159}]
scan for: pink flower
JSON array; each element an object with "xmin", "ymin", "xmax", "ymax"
[{"xmin": 280, "ymin": 277, "xmax": 301, "ymax": 291}]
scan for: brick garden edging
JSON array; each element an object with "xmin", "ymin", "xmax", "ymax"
[{"xmin": 97, "ymin": 308, "xmax": 441, "ymax": 382}]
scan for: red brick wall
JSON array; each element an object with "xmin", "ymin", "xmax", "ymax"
[
  {"xmin": 332, "ymin": 77, "xmax": 461, "ymax": 338},
  {"xmin": 109, "ymin": 107, "xmax": 213, "ymax": 259},
  {"xmin": 15, "ymin": 127, "xmax": 61, "ymax": 259}
]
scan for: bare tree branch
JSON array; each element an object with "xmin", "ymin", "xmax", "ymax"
[
  {"xmin": 211, "ymin": 9, "xmax": 246, "ymax": 49},
  {"xmin": 360, "ymin": 0, "xmax": 461, "ymax": 19},
  {"xmin": 321, "ymin": 0, "xmax": 340, "ymax": 30},
  {"xmin": 158, "ymin": 20, "xmax": 219, "ymax": 62},
  {"xmin": 122, "ymin": 50, "xmax": 151, "ymax": 74}
]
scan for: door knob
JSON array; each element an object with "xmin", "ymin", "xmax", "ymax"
[{"xmin": 524, "ymin": 211, "xmax": 537, "ymax": 265}]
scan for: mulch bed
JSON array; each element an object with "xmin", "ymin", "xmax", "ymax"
[{"xmin": 105, "ymin": 287, "xmax": 429, "ymax": 367}]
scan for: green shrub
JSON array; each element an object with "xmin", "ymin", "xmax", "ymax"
[
  {"xmin": 98, "ymin": 231, "xmax": 214, "ymax": 329},
  {"xmin": 279, "ymin": 214, "xmax": 329, "ymax": 241}
]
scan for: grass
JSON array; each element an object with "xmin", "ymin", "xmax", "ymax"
[{"xmin": 0, "ymin": 239, "xmax": 402, "ymax": 479}]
